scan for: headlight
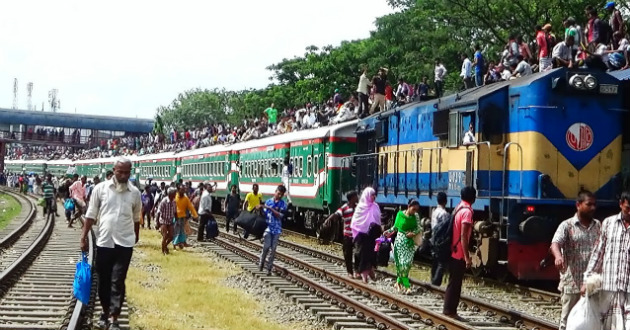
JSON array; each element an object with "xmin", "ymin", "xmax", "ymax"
[
  {"xmin": 584, "ymin": 75, "xmax": 598, "ymax": 90},
  {"xmin": 569, "ymin": 74, "xmax": 584, "ymax": 89}
]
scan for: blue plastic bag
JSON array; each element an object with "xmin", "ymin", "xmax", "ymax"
[
  {"xmin": 73, "ymin": 252, "xmax": 91, "ymax": 305},
  {"xmin": 64, "ymin": 199, "xmax": 75, "ymax": 212}
]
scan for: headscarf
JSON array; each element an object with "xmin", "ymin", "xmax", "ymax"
[{"xmin": 350, "ymin": 187, "xmax": 381, "ymax": 238}]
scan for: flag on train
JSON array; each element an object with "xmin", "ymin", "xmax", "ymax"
[{"xmin": 73, "ymin": 252, "xmax": 92, "ymax": 305}]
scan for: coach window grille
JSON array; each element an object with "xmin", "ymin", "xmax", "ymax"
[
  {"xmin": 448, "ymin": 112, "xmax": 460, "ymax": 147},
  {"xmin": 307, "ymin": 156, "xmax": 313, "ymax": 178},
  {"xmin": 313, "ymin": 155, "xmax": 319, "ymax": 177}
]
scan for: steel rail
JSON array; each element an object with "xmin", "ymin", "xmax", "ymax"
[{"xmin": 0, "ymin": 190, "xmax": 37, "ymax": 249}]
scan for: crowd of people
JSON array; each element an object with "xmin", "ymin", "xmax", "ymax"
[{"xmin": 8, "ymin": 3, "xmax": 629, "ymax": 162}]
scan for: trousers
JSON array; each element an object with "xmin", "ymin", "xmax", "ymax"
[
  {"xmin": 342, "ymin": 235, "xmax": 357, "ymax": 275},
  {"xmin": 443, "ymin": 258, "xmax": 466, "ymax": 315},
  {"xmin": 198, "ymin": 213, "xmax": 211, "ymax": 241},
  {"xmin": 259, "ymin": 232, "xmax": 280, "ymax": 272},
  {"xmin": 96, "ymin": 245, "xmax": 133, "ymax": 317},
  {"xmin": 431, "ymin": 255, "xmax": 446, "ymax": 286}
]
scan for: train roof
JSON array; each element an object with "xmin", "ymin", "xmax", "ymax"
[
  {"xmin": 0, "ymin": 108, "xmax": 154, "ymax": 133},
  {"xmin": 608, "ymin": 69, "xmax": 630, "ymax": 80},
  {"xmin": 135, "ymin": 151, "xmax": 178, "ymax": 161}
]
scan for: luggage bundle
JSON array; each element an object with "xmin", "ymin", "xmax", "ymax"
[{"xmin": 235, "ymin": 211, "xmax": 267, "ymax": 238}]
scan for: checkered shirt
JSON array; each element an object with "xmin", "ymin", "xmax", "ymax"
[{"xmin": 585, "ymin": 213, "xmax": 630, "ymax": 293}]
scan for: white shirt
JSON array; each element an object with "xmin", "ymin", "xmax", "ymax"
[
  {"xmin": 434, "ymin": 64, "xmax": 447, "ymax": 81},
  {"xmin": 501, "ymin": 69, "xmax": 512, "ymax": 81},
  {"xmin": 86, "ymin": 179, "xmax": 142, "ymax": 248},
  {"xmin": 552, "ymin": 42, "xmax": 572, "ymax": 62},
  {"xmin": 618, "ymin": 38, "xmax": 629, "ymax": 51},
  {"xmin": 460, "ymin": 58, "xmax": 472, "ymax": 78},
  {"xmin": 281, "ymin": 165, "xmax": 290, "ymax": 181},
  {"xmin": 596, "ymin": 44, "xmax": 609, "ymax": 63},
  {"xmin": 514, "ymin": 60, "xmax": 533, "ymax": 76},
  {"xmin": 198, "ymin": 190, "xmax": 213, "ymax": 215},
  {"xmin": 463, "ymin": 130, "xmax": 476, "ymax": 144},
  {"xmin": 431, "ymin": 205, "xmax": 450, "ymax": 230},
  {"xmin": 357, "ymin": 73, "xmax": 370, "ymax": 94}
]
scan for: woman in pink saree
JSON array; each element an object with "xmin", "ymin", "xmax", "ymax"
[{"xmin": 350, "ymin": 187, "xmax": 382, "ymax": 283}]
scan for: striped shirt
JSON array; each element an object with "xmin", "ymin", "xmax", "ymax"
[
  {"xmin": 551, "ymin": 215, "xmax": 601, "ymax": 294},
  {"xmin": 585, "ymin": 213, "xmax": 630, "ymax": 292},
  {"xmin": 335, "ymin": 203, "xmax": 354, "ymax": 237},
  {"xmin": 42, "ymin": 182, "xmax": 55, "ymax": 199},
  {"xmin": 158, "ymin": 197, "xmax": 176, "ymax": 226}
]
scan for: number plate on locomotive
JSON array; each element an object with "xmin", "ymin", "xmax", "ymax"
[{"xmin": 599, "ymin": 84, "xmax": 618, "ymax": 94}]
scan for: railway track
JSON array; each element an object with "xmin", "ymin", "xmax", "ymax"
[
  {"xmin": 0, "ymin": 190, "xmax": 99, "ymax": 330},
  {"xmin": 194, "ymin": 222, "xmax": 558, "ymax": 330},
  {"xmin": 211, "ymin": 214, "xmax": 560, "ymax": 311}
]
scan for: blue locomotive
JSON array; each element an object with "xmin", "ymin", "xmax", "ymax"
[{"xmin": 354, "ymin": 68, "xmax": 629, "ymax": 280}]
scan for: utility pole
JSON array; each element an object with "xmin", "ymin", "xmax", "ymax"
[
  {"xmin": 26, "ymin": 82, "xmax": 33, "ymax": 110},
  {"xmin": 12, "ymin": 78, "xmax": 18, "ymax": 109}
]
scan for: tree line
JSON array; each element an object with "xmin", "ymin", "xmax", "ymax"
[{"xmin": 156, "ymin": 0, "xmax": 613, "ymax": 131}]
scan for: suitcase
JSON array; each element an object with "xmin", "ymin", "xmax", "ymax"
[{"xmin": 235, "ymin": 211, "xmax": 267, "ymax": 239}]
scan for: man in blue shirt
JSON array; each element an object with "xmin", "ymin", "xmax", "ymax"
[
  {"xmin": 259, "ymin": 185, "xmax": 287, "ymax": 276},
  {"xmin": 473, "ymin": 44, "xmax": 485, "ymax": 87}
]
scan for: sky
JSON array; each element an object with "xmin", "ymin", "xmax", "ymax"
[{"xmin": 0, "ymin": 0, "xmax": 394, "ymax": 119}]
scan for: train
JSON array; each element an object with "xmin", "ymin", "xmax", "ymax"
[{"xmin": 5, "ymin": 67, "xmax": 630, "ymax": 281}]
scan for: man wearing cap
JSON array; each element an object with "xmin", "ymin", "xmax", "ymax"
[{"xmin": 606, "ymin": 2, "xmax": 625, "ymax": 48}]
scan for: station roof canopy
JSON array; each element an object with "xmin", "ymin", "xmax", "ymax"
[{"xmin": 0, "ymin": 108, "xmax": 154, "ymax": 133}]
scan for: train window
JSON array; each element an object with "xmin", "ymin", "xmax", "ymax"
[
  {"xmin": 306, "ymin": 156, "xmax": 313, "ymax": 178},
  {"xmin": 313, "ymin": 155, "xmax": 319, "ymax": 177},
  {"xmin": 448, "ymin": 112, "xmax": 460, "ymax": 147},
  {"xmin": 298, "ymin": 156, "xmax": 304, "ymax": 177}
]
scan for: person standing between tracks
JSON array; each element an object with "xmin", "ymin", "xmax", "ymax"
[
  {"xmin": 81, "ymin": 158, "xmax": 141, "ymax": 330},
  {"xmin": 583, "ymin": 191, "xmax": 630, "ymax": 329},
  {"xmin": 141, "ymin": 185, "xmax": 154, "ymax": 229},
  {"xmin": 197, "ymin": 182, "xmax": 213, "ymax": 241},
  {"xmin": 430, "ymin": 192, "xmax": 450, "ymax": 286},
  {"xmin": 259, "ymin": 185, "xmax": 287, "ymax": 276},
  {"xmin": 385, "ymin": 199, "xmax": 421, "ymax": 294},
  {"xmin": 158, "ymin": 187, "xmax": 177, "ymax": 255},
  {"xmin": 42, "ymin": 174, "xmax": 56, "ymax": 217},
  {"xmin": 550, "ymin": 190, "xmax": 600, "ymax": 330},
  {"xmin": 69, "ymin": 175, "xmax": 87, "ymax": 227},
  {"xmin": 323, "ymin": 191, "xmax": 359, "ymax": 278},
  {"xmin": 173, "ymin": 184, "xmax": 198, "ymax": 249},
  {"xmin": 351, "ymin": 187, "xmax": 382, "ymax": 284},
  {"xmin": 242, "ymin": 183, "xmax": 264, "ymax": 239},
  {"xmin": 224, "ymin": 184, "xmax": 241, "ymax": 234},
  {"xmin": 443, "ymin": 186, "xmax": 476, "ymax": 319}
]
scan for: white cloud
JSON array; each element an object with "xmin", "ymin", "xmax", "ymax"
[{"xmin": 0, "ymin": 0, "xmax": 393, "ymax": 119}]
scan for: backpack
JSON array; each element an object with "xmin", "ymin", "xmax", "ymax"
[{"xmin": 431, "ymin": 205, "xmax": 472, "ymax": 261}]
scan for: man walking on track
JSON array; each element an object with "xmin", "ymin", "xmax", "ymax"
[
  {"xmin": 550, "ymin": 190, "xmax": 600, "ymax": 330},
  {"xmin": 584, "ymin": 191, "xmax": 630, "ymax": 329},
  {"xmin": 259, "ymin": 185, "xmax": 287, "ymax": 276},
  {"xmin": 443, "ymin": 186, "xmax": 475, "ymax": 319},
  {"xmin": 197, "ymin": 182, "xmax": 213, "ymax": 241},
  {"xmin": 81, "ymin": 158, "xmax": 142, "ymax": 330}
]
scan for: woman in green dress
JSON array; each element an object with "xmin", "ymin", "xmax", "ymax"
[{"xmin": 385, "ymin": 200, "xmax": 421, "ymax": 294}]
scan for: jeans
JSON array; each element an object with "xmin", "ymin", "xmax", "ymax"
[
  {"xmin": 259, "ymin": 231, "xmax": 280, "ymax": 272},
  {"xmin": 475, "ymin": 73, "xmax": 483, "ymax": 87},
  {"xmin": 342, "ymin": 236, "xmax": 357, "ymax": 275},
  {"xmin": 431, "ymin": 254, "xmax": 446, "ymax": 286},
  {"xmin": 443, "ymin": 258, "xmax": 466, "ymax": 315},
  {"xmin": 96, "ymin": 245, "xmax": 133, "ymax": 317},
  {"xmin": 358, "ymin": 92, "xmax": 369, "ymax": 116},
  {"xmin": 226, "ymin": 210, "xmax": 238, "ymax": 233}
]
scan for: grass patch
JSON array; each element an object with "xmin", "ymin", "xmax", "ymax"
[
  {"xmin": 127, "ymin": 230, "xmax": 305, "ymax": 330},
  {"xmin": 0, "ymin": 193, "xmax": 22, "ymax": 231}
]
